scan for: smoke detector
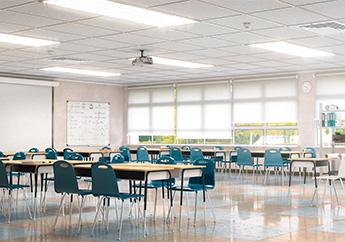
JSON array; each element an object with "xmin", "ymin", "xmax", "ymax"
[{"xmin": 298, "ymin": 21, "xmax": 345, "ymax": 35}]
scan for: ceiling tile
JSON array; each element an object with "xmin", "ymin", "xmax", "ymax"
[
  {"xmin": 302, "ymin": 0, "xmax": 345, "ymax": 19},
  {"xmin": 102, "ymin": 33, "xmax": 163, "ymax": 45},
  {"xmin": 209, "ymin": 14, "xmax": 281, "ymax": 31},
  {"xmin": 289, "ymin": 36, "xmax": 344, "ymax": 48},
  {"xmin": 179, "ymin": 37, "xmax": 234, "ymax": 48},
  {"xmin": 0, "ymin": 22, "xmax": 29, "ymax": 33},
  {"xmin": 46, "ymin": 23, "xmax": 118, "ymax": 37},
  {"xmin": 215, "ymin": 32, "xmax": 274, "ymax": 44},
  {"xmin": 172, "ymin": 22, "xmax": 237, "ymax": 36},
  {"xmin": 253, "ymin": 7, "xmax": 329, "ymax": 25},
  {"xmin": 201, "ymin": 0, "xmax": 289, "ymax": 13},
  {"xmin": 15, "ymin": 29, "xmax": 81, "ymax": 42},
  {"xmin": 253, "ymin": 26, "xmax": 317, "ymax": 40},
  {"xmin": 134, "ymin": 28, "xmax": 199, "ymax": 41},
  {"xmin": 152, "ymin": 0, "xmax": 239, "ymax": 20},
  {"xmin": 0, "ymin": 0, "xmax": 32, "ymax": 10}
]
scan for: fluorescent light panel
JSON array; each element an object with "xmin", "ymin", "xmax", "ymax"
[
  {"xmin": 44, "ymin": 0, "xmax": 197, "ymax": 27},
  {"xmin": 152, "ymin": 57, "xmax": 213, "ymax": 68},
  {"xmin": 0, "ymin": 33, "xmax": 59, "ymax": 47},
  {"xmin": 250, "ymin": 41, "xmax": 334, "ymax": 57},
  {"xmin": 41, "ymin": 67, "xmax": 120, "ymax": 77}
]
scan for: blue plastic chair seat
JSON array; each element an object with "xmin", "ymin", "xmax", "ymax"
[
  {"xmin": 173, "ymin": 184, "xmax": 214, "ymax": 191},
  {"xmin": 78, "ymin": 189, "xmax": 93, "ymax": 196}
]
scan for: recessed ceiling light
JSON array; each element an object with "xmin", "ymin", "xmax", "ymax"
[
  {"xmin": 0, "ymin": 33, "xmax": 59, "ymax": 47},
  {"xmin": 41, "ymin": 67, "xmax": 120, "ymax": 77},
  {"xmin": 43, "ymin": 0, "xmax": 197, "ymax": 27},
  {"xmin": 249, "ymin": 41, "xmax": 334, "ymax": 58},
  {"xmin": 129, "ymin": 56, "xmax": 213, "ymax": 68},
  {"xmin": 152, "ymin": 57, "xmax": 213, "ymax": 68}
]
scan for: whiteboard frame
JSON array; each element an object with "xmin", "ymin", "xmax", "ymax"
[{"xmin": 66, "ymin": 100, "xmax": 111, "ymax": 147}]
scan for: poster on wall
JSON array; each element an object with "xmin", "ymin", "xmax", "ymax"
[{"xmin": 67, "ymin": 101, "xmax": 110, "ymax": 146}]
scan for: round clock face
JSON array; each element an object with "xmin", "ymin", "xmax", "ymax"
[{"xmin": 302, "ymin": 81, "xmax": 312, "ymax": 93}]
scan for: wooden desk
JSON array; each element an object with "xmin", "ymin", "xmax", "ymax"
[
  {"xmin": 3, "ymin": 159, "xmax": 95, "ymax": 219},
  {"xmin": 74, "ymin": 162, "xmax": 205, "ymax": 229},
  {"xmin": 129, "ymin": 148, "xmax": 229, "ymax": 158},
  {"xmin": 250, "ymin": 150, "xmax": 308, "ymax": 158},
  {"xmin": 288, "ymin": 157, "xmax": 331, "ymax": 188},
  {"xmin": 56, "ymin": 149, "xmax": 113, "ymax": 158},
  {"xmin": 5, "ymin": 152, "xmax": 47, "ymax": 159}
]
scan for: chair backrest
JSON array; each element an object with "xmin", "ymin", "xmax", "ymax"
[
  {"xmin": 303, "ymin": 147, "xmax": 317, "ymax": 158},
  {"xmin": 169, "ymin": 147, "xmax": 184, "ymax": 163},
  {"xmin": 46, "ymin": 149, "xmax": 58, "ymax": 160},
  {"xmin": 13, "ymin": 152, "xmax": 26, "ymax": 160},
  {"xmin": 0, "ymin": 161, "xmax": 9, "ymax": 188},
  {"xmin": 279, "ymin": 147, "xmax": 291, "ymax": 152},
  {"xmin": 181, "ymin": 145, "xmax": 191, "ymax": 150},
  {"xmin": 237, "ymin": 148, "xmax": 253, "ymax": 166},
  {"xmin": 191, "ymin": 147, "xmax": 203, "ymax": 162},
  {"xmin": 53, "ymin": 160, "xmax": 79, "ymax": 194},
  {"xmin": 0, "ymin": 152, "xmax": 4, "ymax": 158},
  {"xmin": 66, "ymin": 153, "xmax": 83, "ymax": 161},
  {"xmin": 264, "ymin": 149, "xmax": 284, "ymax": 167},
  {"xmin": 215, "ymin": 146, "xmax": 224, "ymax": 150},
  {"xmin": 28, "ymin": 148, "xmax": 39, "ymax": 153},
  {"xmin": 119, "ymin": 146, "xmax": 128, "ymax": 151},
  {"xmin": 45, "ymin": 147, "xmax": 57, "ymax": 153},
  {"xmin": 91, "ymin": 163, "xmax": 119, "ymax": 196},
  {"xmin": 101, "ymin": 146, "xmax": 111, "ymax": 150},
  {"xmin": 120, "ymin": 147, "xmax": 131, "ymax": 162},
  {"xmin": 156, "ymin": 156, "xmax": 176, "ymax": 165},
  {"xmin": 111, "ymin": 154, "xmax": 125, "ymax": 163},
  {"xmin": 63, "ymin": 148, "xmax": 74, "ymax": 160},
  {"xmin": 189, "ymin": 159, "xmax": 215, "ymax": 187},
  {"xmin": 137, "ymin": 146, "xmax": 149, "ymax": 162}
]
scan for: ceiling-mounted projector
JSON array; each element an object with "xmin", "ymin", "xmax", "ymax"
[{"xmin": 132, "ymin": 50, "xmax": 153, "ymax": 66}]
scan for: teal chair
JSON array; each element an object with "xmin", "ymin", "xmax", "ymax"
[
  {"xmin": 101, "ymin": 146, "xmax": 111, "ymax": 150},
  {"xmin": 134, "ymin": 156, "xmax": 175, "ymax": 221},
  {"xmin": 63, "ymin": 148, "xmax": 74, "ymax": 160},
  {"xmin": 53, "ymin": 160, "xmax": 92, "ymax": 232},
  {"xmin": 0, "ymin": 152, "xmax": 5, "ymax": 158},
  {"xmin": 303, "ymin": 147, "xmax": 317, "ymax": 158},
  {"xmin": 279, "ymin": 147, "xmax": 292, "ymax": 166},
  {"xmin": 170, "ymin": 147, "xmax": 187, "ymax": 163},
  {"xmin": 28, "ymin": 148, "xmax": 39, "ymax": 153},
  {"xmin": 120, "ymin": 146, "xmax": 131, "ymax": 162},
  {"xmin": 13, "ymin": 152, "xmax": 26, "ymax": 160},
  {"xmin": 110, "ymin": 154, "xmax": 126, "ymax": 164},
  {"xmin": 237, "ymin": 148, "xmax": 262, "ymax": 176},
  {"xmin": 190, "ymin": 147, "xmax": 203, "ymax": 162},
  {"xmin": 90, "ymin": 162, "xmax": 144, "ymax": 240},
  {"xmin": 66, "ymin": 153, "xmax": 83, "ymax": 161},
  {"xmin": 181, "ymin": 146, "xmax": 191, "ymax": 160},
  {"xmin": 45, "ymin": 148, "xmax": 57, "ymax": 160},
  {"xmin": 0, "ymin": 161, "xmax": 32, "ymax": 223},
  {"xmin": 136, "ymin": 146, "xmax": 150, "ymax": 163},
  {"xmin": 173, "ymin": 159, "xmax": 216, "ymax": 225},
  {"xmin": 263, "ymin": 149, "xmax": 286, "ymax": 184},
  {"xmin": 11, "ymin": 152, "xmax": 26, "ymax": 180}
]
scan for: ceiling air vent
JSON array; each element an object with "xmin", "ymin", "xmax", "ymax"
[{"xmin": 299, "ymin": 21, "xmax": 345, "ymax": 35}]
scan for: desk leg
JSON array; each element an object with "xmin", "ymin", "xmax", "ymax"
[
  {"xmin": 179, "ymin": 172, "xmax": 184, "ymax": 227},
  {"xmin": 313, "ymin": 163, "xmax": 318, "ymax": 188},
  {"xmin": 33, "ymin": 172, "xmax": 38, "ymax": 220},
  {"xmin": 202, "ymin": 173, "xmax": 206, "ymax": 226},
  {"xmin": 289, "ymin": 161, "xmax": 293, "ymax": 187},
  {"xmin": 143, "ymin": 177, "xmax": 148, "ymax": 237}
]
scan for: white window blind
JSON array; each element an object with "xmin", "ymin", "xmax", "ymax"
[
  {"xmin": 317, "ymin": 75, "xmax": 345, "ymax": 96},
  {"xmin": 176, "ymin": 82, "xmax": 231, "ymax": 139},
  {"xmin": 128, "ymin": 86, "xmax": 174, "ymax": 136}
]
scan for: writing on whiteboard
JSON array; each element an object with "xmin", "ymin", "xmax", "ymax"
[{"xmin": 67, "ymin": 101, "xmax": 110, "ymax": 146}]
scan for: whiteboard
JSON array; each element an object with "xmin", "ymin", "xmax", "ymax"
[{"xmin": 67, "ymin": 101, "xmax": 110, "ymax": 146}]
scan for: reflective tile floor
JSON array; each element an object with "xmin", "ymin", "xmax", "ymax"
[{"xmin": 1, "ymin": 171, "xmax": 345, "ymax": 242}]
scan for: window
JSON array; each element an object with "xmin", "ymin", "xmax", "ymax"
[
  {"xmin": 128, "ymin": 78, "xmax": 298, "ymax": 146},
  {"xmin": 316, "ymin": 74, "xmax": 345, "ymax": 147},
  {"xmin": 233, "ymin": 78, "xmax": 298, "ymax": 145}
]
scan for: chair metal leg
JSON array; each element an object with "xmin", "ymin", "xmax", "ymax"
[
  {"xmin": 332, "ymin": 181, "xmax": 340, "ymax": 206},
  {"xmin": 193, "ymin": 191, "xmax": 198, "ymax": 227},
  {"xmin": 8, "ymin": 190, "xmax": 12, "ymax": 224},
  {"xmin": 69, "ymin": 194, "xmax": 73, "ymax": 229},
  {"xmin": 91, "ymin": 197, "xmax": 103, "ymax": 236},
  {"xmin": 53, "ymin": 193, "xmax": 66, "ymax": 230},
  {"xmin": 23, "ymin": 189, "xmax": 32, "ymax": 220},
  {"xmin": 118, "ymin": 200, "xmax": 124, "ymax": 240},
  {"xmin": 77, "ymin": 196, "xmax": 85, "ymax": 234},
  {"xmin": 153, "ymin": 188, "xmax": 158, "ymax": 222}
]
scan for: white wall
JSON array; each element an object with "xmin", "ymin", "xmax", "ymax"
[{"xmin": 53, "ymin": 81, "xmax": 127, "ymax": 150}]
